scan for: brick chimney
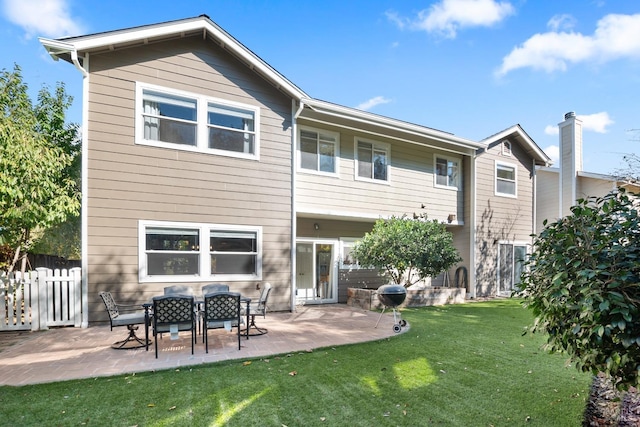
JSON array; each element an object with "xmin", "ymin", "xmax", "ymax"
[{"xmin": 558, "ymin": 111, "xmax": 583, "ymax": 217}]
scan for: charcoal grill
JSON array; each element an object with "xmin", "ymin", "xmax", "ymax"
[{"xmin": 374, "ymin": 284, "xmax": 407, "ymax": 333}]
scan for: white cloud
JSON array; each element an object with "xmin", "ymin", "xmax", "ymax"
[
  {"xmin": 412, "ymin": 0, "xmax": 515, "ymax": 38},
  {"xmin": 547, "ymin": 14, "xmax": 576, "ymax": 32},
  {"xmin": 385, "ymin": 10, "xmax": 408, "ymax": 30},
  {"xmin": 543, "ymin": 112, "xmax": 613, "ymax": 153},
  {"xmin": 356, "ymin": 96, "xmax": 392, "ymax": 111},
  {"xmin": 496, "ymin": 13, "xmax": 640, "ymax": 76},
  {"xmin": 544, "ymin": 145, "xmax": 559, "ymax": 165},
  {"xmin": 578, "ymin": 111, "xmax": 614, "ymax": 133},
  {"xmin": 1, "ymin": 0, "xmax": 85, "ymax": 39},
  {"xmin": 544, "ymin": 125, "xmax": 559, "ymax": 136}
]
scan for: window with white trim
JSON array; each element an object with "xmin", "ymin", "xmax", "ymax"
[
  {"xmin": 355, "ymin": 139, "xmax": 389, "ymax": 182},
  {"xmin": 434, "ymin": 155, "xmax": 460, "ymax": 189},
  {"xmin": 299, "ymin": 127, "xmax": 339, "ymax": 174},
  {"xmin": 495, "ymin": 161, "xmax": 517, "ymax": 197},
  {"xmin": 137, "ymin": 83, "xmax": 259, "ymax": 159},
  {"xmin": 142, "ymin": 91, "xmax": 197, "ymax": 146},
  {"xmin": 139, "ymin": 221, "xmax": 261, "ymax": 282}
]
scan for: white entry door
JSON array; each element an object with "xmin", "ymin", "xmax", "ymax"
[{"xmin": 296, "ymin": 241, "xmax": 338, "ymax": 304}]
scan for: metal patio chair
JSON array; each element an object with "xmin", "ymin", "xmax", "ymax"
[
  {"xmin": 99, "ymin": 291, "xmax": 150, "ymax": 350},
  {"xmin": 201, "ymin": 283, "xmax": 229, "ymax": 294},
  {"xmin": 203, "ymin": 291, "xmax": 242, "ymax": 352},
  {"xmin": 243, "ymin": 282, "xmax": 271, "ymax": 336},
  {"xmin": 152, "ymin": 295, "xmax": 196, "ymax": 358}
]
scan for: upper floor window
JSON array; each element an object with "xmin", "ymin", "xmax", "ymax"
[
  {"xmin": 208, "ymin": 104, "xmax": 256, "ymax": 154},
  {"xmin": 355, "ymin": 139, "xmax": 389, "ymax": 182},
  {"xmin": 137, "ymin": 83, "xmax": 260, "ymax": 160},
  {"xmin": 434, "ymin": 155, "xmax": 460, "ymax": 189},
  {"xmin": 139, "ymin": 220, "xmax": 262, "ymax": 283},
  {"xmin": 502, "ymin": 140, "xmax": 512, "ymax": 156},
  {"xmin": 495, "ymin": 161, "xmax": 517, "ymax": 197},
  {"xmin": 299, "ymin": 127, "xmax": 339, "ymax": 174},
  {"xmin": 142, "ymin": 91, "xmax": 197, "ymax": 146}
]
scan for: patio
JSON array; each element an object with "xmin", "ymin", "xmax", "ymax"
[{"xmin": 0, "ymin": 304, "xmax": 399, "ymax": 386}]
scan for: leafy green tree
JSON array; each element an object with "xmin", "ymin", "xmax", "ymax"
[
  {"xmin": 519, "ymin": 189, "xmax": 640, "ymax": 390},
  {"xmin": 350, "ymin": 214, "xmax": 462, "ymax": 287},
  {"xmin": 0, "ymin": 65, "xmax": 80, "ymax": 273}
]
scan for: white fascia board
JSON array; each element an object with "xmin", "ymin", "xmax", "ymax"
[
  {"xmin": 40, "ymin": 17, "xmax": 307, "ymax": 101},
  {"xmin": 38, "ymin": 38, "xmax": 76, "ymax": 59},
  {"xmin": 485, "ymin": 125, "xmax": 551, "ymax": 165},
  {"xmin": 577, "ymin": 170, "xmax": 620, "ymax": 181},
  {"xmin": 536, "ymin": 165, "xmax": 559, "ymax": 173},
  {"xmin": 302, "ymin": 98, "xmax": 485, "ymax": 153}
]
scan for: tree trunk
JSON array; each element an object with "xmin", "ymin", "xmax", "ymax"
[
  {"xmin": 7, "ymin": 244, "xmax": 21, "ymax": 275},
  {"xmin": 583, "ymin": 374, "xmax": 640, "ymax": 426}
]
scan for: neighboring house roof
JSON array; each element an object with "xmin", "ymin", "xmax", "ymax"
[
  {"xmin": 481, "ymin": 124, "xmax": 551, "ymax": 166},
  {"xmin": 39, "ymin": 14, "xmax": 486, "ymax": 155},
  {"xmin": 301, "ymin": 97, "xmax": 485, "ymax": 154},
  {"xmin": 537, "ymin": 166, "xmax": 640, "ymax": 190}
]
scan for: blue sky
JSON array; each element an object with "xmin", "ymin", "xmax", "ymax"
[{"xmin": 2, "ymin": 0, "xmax": 640, "ymax": 175}]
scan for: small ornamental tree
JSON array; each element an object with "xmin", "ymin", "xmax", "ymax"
[
  {"xmin": 350, "ymin": 214, "xmax": 461, "ymax": 287},
  {"xmin": 518, "ymin": 189, "xmax": 640, "ymax": 390},
  {"xmin": 0, "ymin": 65, "xmax": 80, "ymax": 273}
]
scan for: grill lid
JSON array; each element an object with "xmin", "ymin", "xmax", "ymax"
[{"xmin": 377, "ymin": 284, "xmax": 407, "ymax": 295}]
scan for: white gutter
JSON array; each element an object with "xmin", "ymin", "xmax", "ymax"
[
  {"xmin": 290, "ymin": 100, "xmax": 305, "ymax": 312},
  {"xmin": 303, "ymin": 98, "xmax": 485, "ymax": 151}
]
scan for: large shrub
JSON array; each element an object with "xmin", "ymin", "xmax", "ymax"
[
  {"xmin": 519, "ymin": 189, "xmax": 640, "ymax": 389},
  {"xmin": 350, "ymin": 214, "xmax": 461, "ymax": 287}
]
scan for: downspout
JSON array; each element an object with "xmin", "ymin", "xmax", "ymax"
[
  {"xmin": 70, "ymin": 50, "xmax": 90, "ymax": 327},
  {"xmin": 470, "ymin": 151, "xmax": 477, "ymax": 299},
  {"xmin": 532, "ymin": 159, "xmax": 537, "ymax": 237},
  {"xmin": 290, "ymin": 99, "xmax": 305, "ymax": 312}
]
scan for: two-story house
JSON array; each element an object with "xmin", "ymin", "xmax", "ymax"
[{"xmin": 40, "ymin": 15, "xmax": 550, "ymax": 324}]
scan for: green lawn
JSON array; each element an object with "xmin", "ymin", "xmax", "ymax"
[{"xmin": 0, "ymin": 299, "xmax": 591, "ymax": 426}]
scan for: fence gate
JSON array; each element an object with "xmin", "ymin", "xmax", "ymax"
[{"xmin": 1, "ymin": 267, "xmax": 82, "ymax": 331}]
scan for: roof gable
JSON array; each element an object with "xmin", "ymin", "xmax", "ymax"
[
  {"xmin": 482, "ymin": 124, "xmax": 551, "ymax": 166},
  {"xmin": 39, "ymin": 14, "xmax": 308, "ymax": 101}
]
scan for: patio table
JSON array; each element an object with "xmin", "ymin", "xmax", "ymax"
[{"xmin": 141, "ymin": 294, "xmax": 251, "ymax": 352}]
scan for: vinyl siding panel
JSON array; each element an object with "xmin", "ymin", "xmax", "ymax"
[
  {"xmin": 535, "ymin": 169, "xmax": 560, "ymax": 233},
  {"xmin": 295, "ymin": 120, "xmax": 464, "ymax": 223},
  {"xmin": 475, "ymin": 140, "xmax": 535, "ymax": 296},
  {"xmin": 577, "ymin": 176, "xmax": 615, "ymax": 200},
  {"xmin": 84, "ymin": 36, "xmax": 293, "ymax": 319}
]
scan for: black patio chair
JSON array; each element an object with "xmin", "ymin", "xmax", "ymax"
[
  {"xmin": 152, "ymin": 295, "xmax": 196, "ymax": 358},
  {"xmin": 163, "ymin": 285, "xmax": 194, "ymax": 296},
  {"xmin": 203, "ymin": 292, "xmax": 242, "ymax": 352},
  {"xmin": 99, "ymin": 291, "xmax": 150, "ymax": 350},
  {"xmin": 201, "ymin": 283, "xmax": 229, "ymax": 294}
]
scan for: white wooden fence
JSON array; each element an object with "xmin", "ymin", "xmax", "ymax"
[{"xmin": 0, "ymin": 267, "xmax": 82, "ymax": 331}]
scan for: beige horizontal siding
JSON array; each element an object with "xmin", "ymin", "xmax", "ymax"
[
  {"xmin": 474, "ymin": 139, "xmax": 535, "ymax": 296},
  {"xmin": 535, "ymin": 169, "xmax": 559, "ymax": 232},
  {"xmin": 84, "ymin": 36, "xmax": 293, "ymax": 317},
  {"xmin": 295, "ymin": 120, "xmax": 465, "ymax": 222}
]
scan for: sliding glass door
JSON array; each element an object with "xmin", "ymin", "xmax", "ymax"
[{"xmin": 295, "ymin": 240, "xmax": 338, "ymax": 304}]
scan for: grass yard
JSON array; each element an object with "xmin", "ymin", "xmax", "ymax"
[{"xmin": 0, "ymin": 299, "xmax": 591, "ymax": 426}]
